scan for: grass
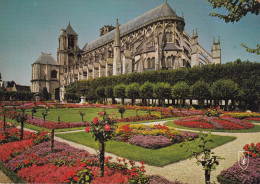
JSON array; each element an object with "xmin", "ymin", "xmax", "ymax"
[
  {"xmin": 56, "ymin": 132, "xmax": 236, "ymax": 167},
  {"xmin": 165, "ymin": 121, "xmax": 260, "ymax": 133},
  {"xmin": 0, "ymin": 161, "xmax": 25, "ymax": 183},
  {"xmin": 30, "ymin": 107, "xmax": 155, "ymax": 122}
]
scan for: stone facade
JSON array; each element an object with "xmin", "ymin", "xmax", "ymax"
[
  {"xmin": 32, "ymin": 2, "xmax": 221, "ymax": 101},
  {"xmin": 31, "ymin": 53, "xmax": 60, "ymax": 100}
]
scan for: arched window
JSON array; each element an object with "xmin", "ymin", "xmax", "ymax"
[
  {"xmin": 166, "ymin": 32, "xmax": 170, "ymax": 42},
  {"xmin": 169, "ymin": 32, "xmax": 173, "ymax": 42},
  {"xmin": 167, "ymin": 56, "xmax": 171, "ymax": 67},
  {"xmin": 68, "ymin": 36, "xmax": 74, "ymax": 49},
  {"xmin": 152, "ymin": 57, "xmax": 155, "ymax": 69},
  {"xmin": 51, "ymin": 70, "xmax": 57, "ymax": 78},
  {"xmin": 147, "ymin": 58, "xmax": 151, "ymax": 68}
]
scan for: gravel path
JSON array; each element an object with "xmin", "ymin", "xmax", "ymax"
[
  {"xmin": 1, "ymin": 122, "xmax": 259, "ymax": 184},
  {"xmin": 0, "ymin": 170, "xmax": 13, "ymax": 183}
]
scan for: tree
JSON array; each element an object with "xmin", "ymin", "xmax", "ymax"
[
  {"xmin": 191, "ymin": 81, "xmax": 211, "ymax": 108},
  {"xmin": 183, "ymin": 132, "xmax": 224, "ymax": 184},
  {"xmin": 105, "ymin": 86, "xmax": 115, "ymax": 104},
  {"xmin": 31, "ymin": 106, "xmax": 37, "ymax": 119},
  {"xmin": 40, "ymin": 87, "xmax": 50, "ymax": 101},
  {"xmin": 211, "ymin": 79, "xmax": 239, "ymax": 110},
  {"xmin": 126, "ymin": 83, "xmax": 140, "ymax": 105},
  {"xmin": 172, "ymin": 82, "xmax": 190, "ymax": 107},
  {"xmin": 153, "ymin": 82, "xmax": 172, "ymax": 106},
  {"xmin": 95, "ymin": 86, "xmax": 106, "ymax": 103},
  {"xmin": 208, "ymin": 0, "xmax": 260, "ymax": 54},
  {"xmin": 85, "ymin": 114, "xmax": 116, "ymax": 177},
  {"xmin": 239, "ymin": 74, "xmax": 260, "ymax": 111},
  {"xmin": 42, "ymin": 108, "xmax": 49, "ymax": 121},
  {"xmin": 79, "ymin": 111, "xmax": 86, "ymax": 122},
  {"xmin": 140, "ymin": 82, "xmax": 154, "ymax": 106},
  {"xmin": 113, "ymin": 84, "xmax": 126, "ymax": 104},
  {"xmin": 0, "ymin": 107, "xmax": 9, "ymax": 131}
]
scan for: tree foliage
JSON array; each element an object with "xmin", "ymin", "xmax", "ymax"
[
  {"xmin": 208, "ymin": 0, "xmax": 259, "ymax": 23},
  {"xmin": 126, "ymin": 83, "xmax": 140, "ymax": 105},
  {"xmin": 191, "ymin": 81, "xmax": 211, "ymax": 108},
  {"xmin": 211, "ymin": 79, "xmax": 239, "ymax": 100},
  {"xmin": 172, "ymin": 82, "xmax": 190, "ymax": 101},
  {"xmin": 140, "ymin": 82, "xmax": 154, "ymax": 99},
  {"xmin": 208, "ymin": 0, "xmax": 260, "ymax": 54}
]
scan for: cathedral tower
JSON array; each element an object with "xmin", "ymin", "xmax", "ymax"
[
  {"xmin": 57, "ymin": 22, "xmax": 78, "ymax": 66},
  {"xmin": 113, "ymin": 19, "xmax": 121, "ymax": 75},
  {"xmin": 191, "ymin": 29, "xmax": 200, "ymax": 67},
  {"xmin": 211, "ymin": 36, "xmax": 221, "ymax": 64}
]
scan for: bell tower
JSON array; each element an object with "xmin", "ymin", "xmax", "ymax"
[{"xmin": 57, "ymin": 22, "xmax": 78, "ymax": 66}]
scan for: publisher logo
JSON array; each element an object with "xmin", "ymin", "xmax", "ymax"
[{"xmin": 238, "ymin": 151, "xmax": 249, "ymax": 170}]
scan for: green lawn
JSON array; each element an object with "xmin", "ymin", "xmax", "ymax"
[
  {"xmin": 30, "ymin": 107, "xmax": 155, "ymax": 122},
  {"xmin": 165, "ymin": 121, "xmax": 260, "ymax": 133},
  {"xmin": 56, "ymin": 132, "xmax": 236, "ymax": 167}
]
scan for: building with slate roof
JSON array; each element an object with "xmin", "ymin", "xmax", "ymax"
[
  {"xmin": 32, "ymin": 2, "xmax": 221, "ymax": 101},
  {"xmin": 31, "ymin": 53, "xmax": 60, "ymax": 99}
]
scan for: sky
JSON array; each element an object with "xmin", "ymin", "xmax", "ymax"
[{"xmin": 0, "ymin": 0, "xmax": 259, "ymax": 86}]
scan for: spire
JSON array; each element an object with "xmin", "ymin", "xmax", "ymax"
[
  {"xmin": 182, "ymin": 12, "xmax": 184, "ymax": 19},
  {"xmin": 218, "ymin": 36, "xmax": 220, "ymax": 44},
  {"xmin": 213, "ymin": 36, "xmax": 215, "ymax": 44},
  {"xmin": 192, "ymin": 30, "xmax": 194, "ymax": 37},
  {"xmin": 195, "ymin": 28, "xmax": 198, "ymax": 37},
  {"xmin": 114, "ymin": 19, "xmax": 120, "ymax": 47},
  {"xmin": 65, "ymin": 22, "xmax": 78, "ymax": 36}
]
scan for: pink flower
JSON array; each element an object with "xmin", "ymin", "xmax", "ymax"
[
  {"xmin": 85, "ymin": 126, "xmax": 90, "ymax": 133},
  {"xmin": 93, "ymin": 117, "xmax": 99, "ymax": 124},
  {"xmin": 104, "ymin": 124, "xmax": 110, "ymax": 132}
]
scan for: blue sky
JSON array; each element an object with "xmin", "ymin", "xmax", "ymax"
[{"xmin": 0, "ymin": 0, "xmax": 259, "ymax": 86}]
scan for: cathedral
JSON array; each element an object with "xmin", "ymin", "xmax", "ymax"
[{"xmin": 31, "ymin": 2, "xmax": 221, "ymax": 101}]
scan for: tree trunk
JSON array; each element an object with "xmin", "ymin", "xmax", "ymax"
[
  {"xmin": 122, "ymin": 98, "xmax": 124, "ymax": 105},
  {"xmin": 20, "ymin": 121, "xmax": 24, "ymax": 141},
  {"xmin": 225, "ymin": 99, "xmax": 229, "ymax": 111},
  {"xmin": 121, "ymin": 113, "xmax": 123, "ymax": 119},
  {"xmin": 205, "ymin": 170, "xmax": 211, "ymax": 184},
  {"xmin": 51, "ymin": 129, "xmax": 55, "ymax": 152},
  {"xmin": 81, "ymin": 116, "xmax": 84, "ymax": 122},
  {"xmin": 32, "ymin": 112, "xmax": 34, "ymax": 119},
  {"xmin": 99, "ymin": 142, "xmax": 105, "ymax": 177},
  {"xmin": 3, "ymin": 115, "xmax": 6, "ymax": 131}
]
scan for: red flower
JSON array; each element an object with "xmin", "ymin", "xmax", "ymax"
[
  {"xmin": 73, "ymin": 176, "xmax": 79, "ymax": 181},
  {"xmin": 104, "ymin": 124, "xmax": 110, "ymax": 132},
  {"xmin": 252, "ymin": 153, "xmax": 256, "ymax": 158},
  {"xmin": 140, "ymin": 161, "xmax": 145, "ymax": 165},
  {"xmin": 250, "ymin": 143, "xmax": 254, "ymax": 148},
  {"xmin": 85, "ymin": 126, "xmax": 90, "ymax": 133},
  {"xmin": 93, "ymin": 117, "xmax": 99, "ymax": 124}
]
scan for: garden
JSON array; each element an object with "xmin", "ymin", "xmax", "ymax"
[
  {"xmin": 0, "ymin": 101, "xmax": 260, "ymax": 184},
  {"xmin": 0, "ymin": 61, "xmax": 260, "ymax": 183}
]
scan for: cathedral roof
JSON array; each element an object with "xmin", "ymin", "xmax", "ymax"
[
  {"xmin": 34, "ymin": 53, "xmax": 58, "ymax": 65},
  {"xmin": 65, "ymin": 23, "xmax": 78, "ymax": 36},
  {"xmin": 83, "ymin": 2, "xmax": 178, "ymax": 51}
]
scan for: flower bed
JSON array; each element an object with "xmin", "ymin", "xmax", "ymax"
[
  {"xmin": 114, "ymin": 124, "xmax": 198, "ymax": 149},
  {"xmin": 174, "ymin": 116, "xmax": 254, "ymax": 130},
  {"xmin": 217, "ymin": 142, "xmax": 260, "ymax": 184},
  {"xmin": 244, "ymin": 117, "xmax": 260, "ymax": 121},
  {"xmin": 129, "ymin": 135, "xmax": 173, "ymax": 149},
  {"xmin": 224, "ymin": 112, "xmax": 260, "ymax": 119},
  {"xmin": 0, "ymin": 129, "xmax": 50, "ymax": 163},
  {"xmin": 26, "ymin": 118, "xmax": 89, "ymax": 129},
  {"xmin": 1, "ymin": 124, "xmax": 179, "ymax": 183}
]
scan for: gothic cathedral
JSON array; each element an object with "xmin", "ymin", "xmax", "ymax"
[{"xmin": 31, "ymin": 2, "xmax": 221, "ymax": 101}]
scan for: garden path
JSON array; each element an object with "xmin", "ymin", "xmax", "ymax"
[
  {"xmin": 0, "ymin": 170, "xmax": 13, "ymax": 183},
  {"xmin": 1, "ymin": 123, "xmax": 259, "ymax": 184}
]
